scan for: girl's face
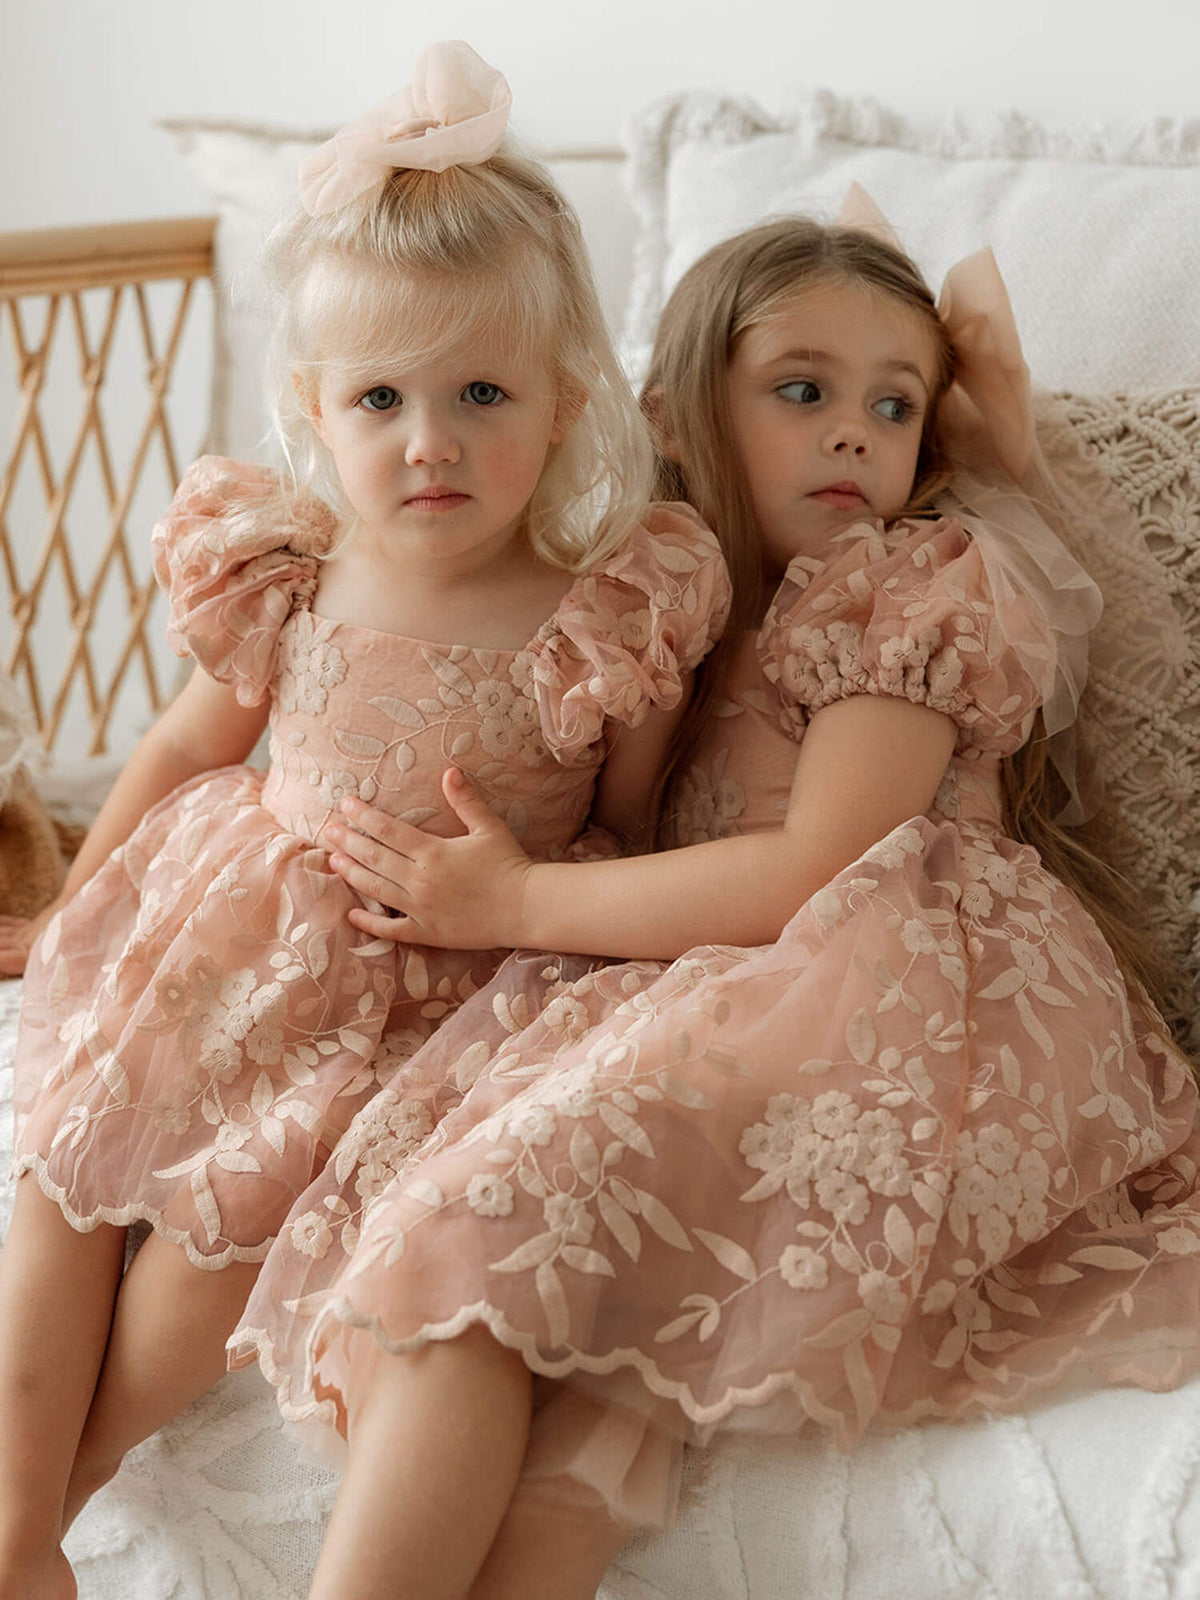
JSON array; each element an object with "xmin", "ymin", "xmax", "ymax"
[
  {"xmin": 307, "ymin": 329, "xmax": 567, "ymax": 574},
  {"xmin": 726, "ymin": 279, "xmax": 942, "ymax": 578}
]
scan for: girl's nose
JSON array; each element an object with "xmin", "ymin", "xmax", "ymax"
[
  {"xmin": 405, "ymin": 409, "xmax": 461, "ymax": 466},
  {"xmin": 824, "ymin": 416, "xmax": 869, "ymax": 456}
]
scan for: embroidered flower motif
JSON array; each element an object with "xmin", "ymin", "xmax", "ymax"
[
  {"xmin": 779, "ymin": 1244, "xmax": 828, "ymax": 1290},
  {"xmin": 740, "ymin": 1092, "xmax": 911, "ymax": 1219},
  {"xmin": 857, "ymin": 1268, "xmax": 907, "ymax": 1322},
  {"xmin": 466, "ymin": 1173, "xmax": 515, "ymax": 1217},
  {"xmin": 289, "ymin": 1211, "xmax": 333, "ymax": 1260},
  {"xmin": 544, "ymin": 1193, "xmax": 595, "ymax": 1245},
  {"xmin": 277, "ymin": 631, "xmax": 347, "ymax": 717},
  {"xmin": 949, "ymin": 1124, "xmax": 1052, "ymax": 1263},
  {"xmin": 317, "ymin": 769, "xmax": 360, "ymax": 810},
  {"xmin": 541, "ymin": 993, "xmax": 592, "ymax": 1043}
]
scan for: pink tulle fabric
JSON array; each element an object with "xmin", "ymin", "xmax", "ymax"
[
  {"xmin": 11, "ymin": 458, "xmax": 729, "ymax": 1266},
  {"xmin": 232, "ymin": 512, "xmax": 1200, "ymax": 1533}
]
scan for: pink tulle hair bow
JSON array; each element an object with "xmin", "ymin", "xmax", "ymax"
[
  {"xmin": 298, "ymin": 41, "xmax": 512, "ymax": 217},
  {"xmin": 836, "ymin": 182, "xmax": 1104, "ymax": 822}
]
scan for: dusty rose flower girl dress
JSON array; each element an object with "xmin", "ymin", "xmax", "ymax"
[
  {"xmin": 12, "ymin": 457, "xmax": 729, "ymax": 1266},
  {"xmin": 234, "ymin": 510, "xmax": 1200, "ymax": 1530}
]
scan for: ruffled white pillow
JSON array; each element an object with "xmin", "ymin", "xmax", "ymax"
[{"xmin": 621, "ymin": 87, "xmax": 1200, "ymax": 389}]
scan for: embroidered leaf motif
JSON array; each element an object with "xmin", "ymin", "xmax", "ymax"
[
  {"xmin": 883, "ymin": 1205, "xmax": 916, "ymax": 1266},
  {"xmin": 491, "ymin": 1231, "xmax": 561, "ymax": 1273},
  {"xmin": 1068, "ymin": 1246, "xmax": 1147, "ymax": 1271},
  {"xmin": 570, "ymin": 1124, "xmax": 601, "ymax": 1185},
  {"xmin": 694, "ymin": 1229, "xmax": 757, "ymax": 1282},
  {"xmin": 333, "ymin": 731, "xmax": 386, "ymax": 761},
  {"xmin": 805, "ymin": 1308, "xmax": 873, "ymax": 1350},
  {"xmin": 634, "ymin": 1188, "xmax": 692, "ymax": 1250},
  {"xmin": 657, "ymin": 1071, "xmax": 715, "ymax": 1110},
  {"xmin": 845, "ymin": 1009, "xmax": 877, "ymax": 1066},
  {"xmin": 214, "ymin": 1149, "xmax": 261, "ymax": 1174},
  {"xmin": 978, "ymin": 969, "xmax": 1025, "ymax": 1001},
  {"xmin": 560, "ymin": 1246, "xmax": 616, "ymax": 1277},
  {"xmin": 933, "ymin": 1325, "xmax": 968, "ymax": 1369},
  {"xmin": 982, "ymin": 1280, "xmax": 1039, "ymax": 1318},
  {"xmin": 191, "ymin": 1167, "xmax": 221, "ymax": 1245},
  {"xmin": 1015, "ymin": 991, "xmax": 1054, "ymax": 1059},
  {"xmin": 598, "ymin": 1191, "xmax": 642, "ymax": 1260},
  {"xmin": 536, "ymin": 1260, "xmax": 569, "ymax": 1345},
  {"xmin": 369, "ymin": 695, "xmax": 424, "ymax": 728},
  {"xmin": 655, "ymin": 1308, "xmax": 707, "ymax": 1343},
  {"xmin": 598, "ymin": 1102, "xmax": 655, "ymax": 1159}
]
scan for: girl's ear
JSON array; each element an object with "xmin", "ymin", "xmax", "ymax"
[
  {"xmin": 641, "ymin": 386, "xmax": 681, "ymax": 463},
  {"xmin": 293, "ymin": 370, "xmax": 326, "ymax": 443},
  {"xmin": 550, "ymin": 381, "xmax": 587, "ymax": 445}
]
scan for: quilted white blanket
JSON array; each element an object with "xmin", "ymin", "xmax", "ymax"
[{"xmin": 4, "ymin": 978, "xmax": 1200, "ymax": 1599}]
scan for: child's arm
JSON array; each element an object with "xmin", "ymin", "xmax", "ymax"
[
  {"xmin": 586, "ymin": 683, "xmax": 692, "ymax": 854},
  {"xmin": 0, "ymin": 668, "xmax": 268, "ymax": 973},
  {"xmin": 331, "ymin": 694, "xmax": 956, "ymax": 959}
]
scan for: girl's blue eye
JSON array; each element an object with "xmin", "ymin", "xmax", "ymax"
[
  {"xmin": 360, "ymin": 386, "xmax": 400, "ymax": 412},
  {"xmin": 778, "ymin": 379, "xmax": 822, "ymax": 405},
  {"xmin": 875, "ymin": 396, "xmax": 913, "ymax": 424},
  {"xmin": 464, "ymin": 381, "xmax": 504, "ymax": 406}
]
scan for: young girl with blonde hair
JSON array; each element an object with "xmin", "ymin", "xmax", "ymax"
[
  {"xmin": 0, "ymin": 42, "xmax": 730, "ymax": 1600},
  {"xmin": 229, "ymin": 185, "xmax": 1200, "ymax": 1600}
]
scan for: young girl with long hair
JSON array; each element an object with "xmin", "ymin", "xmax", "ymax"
[
  {"xmin": 0, "ymin": 43, "xmax": 730, "ymax": 1600},
  {"xmin": 229, "ymin": 186, "xmax": 1200, "ymax": 1600}
]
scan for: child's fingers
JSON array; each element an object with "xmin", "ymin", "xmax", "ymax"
[
  {"xmin": 346, "ymin": 906, "xmax": 423, "ymax": 943},
  {"xmin": 442, "ymin": 767, "xmax": 504, "ymax": 837},
  {"xmin": 327, "ymin": 821, "xmax": 407, "ymax": 878},
  {"xmin": 329, "ymin": 852, "xmax": 410, "ymax": 910},
  {"xmin": 338, "ymin": 797, "xmax": 424, "ymax": 854}
]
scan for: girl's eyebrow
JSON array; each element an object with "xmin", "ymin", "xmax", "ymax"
[{"xmin": 762, "ymin": 349, "xmax": 931, "ymax": 394}]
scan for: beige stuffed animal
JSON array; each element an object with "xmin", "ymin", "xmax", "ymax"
[{"xmin": 0, "ymin": 671, "xmax": 75, "ymax": 919}]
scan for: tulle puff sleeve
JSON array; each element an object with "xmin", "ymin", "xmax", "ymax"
[
  {"xmin": 528, "ymin": 504, "xmax": 731, "ymax": 758},
  {"xmin": 151, "ymin": 456, "xmax": 339, "ymax": 706},
  {"xmin": 760, "ymin": 517, "xmax": 1050, "ymax": 759}
]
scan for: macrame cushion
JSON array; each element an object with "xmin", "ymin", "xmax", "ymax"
[{"xmin": 1045, "ymin": 390, "xmax": 1200, "ymax": 1039}]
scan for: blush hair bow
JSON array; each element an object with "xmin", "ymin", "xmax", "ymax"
[
  {"xmin": 837, "ymin": 183, "xmax": 1104, "ymax": 822},
  {"xmin": 298, "ymin": 40, "xmax": 512, "ymax": 217}
]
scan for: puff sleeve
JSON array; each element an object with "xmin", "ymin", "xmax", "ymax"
[
  {"xmin": 151, "ymin": 457, "xmax": 338, "ymax": 706},
  {"xmin": 760, "ymin": 517, "xmax": 1049, "ymax": 759},
  {"xmin": 526, "ymin": 504, "xmax": 731, "ymax": 759}
]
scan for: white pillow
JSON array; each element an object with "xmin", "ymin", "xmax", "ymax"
[
  {"xmin": 161, "ymin": 119, "xmax": 635, "ymax": 459},
  {"xmin": 622, "ymin": 88, "xmax": 1200, "ymax": 389}
]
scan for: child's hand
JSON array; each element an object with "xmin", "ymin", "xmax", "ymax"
[
  {"xmin": 0, "ymin": 900, "xmax": 63, "ymax": 977},
  {"xmin": 327, "ymin": 768, "xmax": 533, "ymax": 950}
]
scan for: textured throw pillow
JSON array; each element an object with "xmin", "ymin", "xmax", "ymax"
[
  {"xmin": 622, "ymin": 89, "xmax": 1200, "ymax": 388},
  {"xmin": 160, "ymin": 118, "xmax": 634, "ymax": 458},
  {"xmin": 1051, "ymin": 388, "xmax": 1200, "ymax": 1041}
]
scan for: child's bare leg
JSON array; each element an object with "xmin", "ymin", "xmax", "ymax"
[
  {"xmin": 0, "ymin": 1177, "xmax": 125, "ymax": 1600},
  {"xmin": 308, "ymin": 1324, "xmax": 533, "ymax": 1600},
  {"xmin": 468, "ymin": 1496, "xmax": 630, "ymax": 1600},
  {"xmin": 62, "ymin": 1235, "xmax": 261, "ymax": 1528}
]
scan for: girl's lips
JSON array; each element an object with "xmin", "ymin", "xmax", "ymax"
[
  {"xmin": 404, "ymin": 489, "xmax": 470, "ymax": 511},
  {"xmin": 811, "ymin": 484, "xmax": 867, "ymax": 509}
]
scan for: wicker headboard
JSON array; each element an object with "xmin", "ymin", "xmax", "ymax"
[{"xmin": 0, "ymin": 216, "xmax": 215, "ymax": 758}]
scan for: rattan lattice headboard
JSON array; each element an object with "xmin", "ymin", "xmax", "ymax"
[{"xmin": 0, "ymin": 216, "xmax": 215, "ymax": 758}]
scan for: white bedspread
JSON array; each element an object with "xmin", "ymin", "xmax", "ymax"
[{"xmin": 4, "ymin": 977, "xmax": 1200, "ymax": 1600}]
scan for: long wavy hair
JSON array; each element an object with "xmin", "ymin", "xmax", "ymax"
[
  {"xmin": 644, "ymin": 217, "xmax": 1186, "ymax": 1039},
  {"xmin": 257, "ymin": 147, "xmax": 653, "ymax": 570}
]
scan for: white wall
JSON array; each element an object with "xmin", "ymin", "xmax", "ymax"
[{"xmin": 3, "ymin": 0, "xmax": 1198, "ymax": 231}]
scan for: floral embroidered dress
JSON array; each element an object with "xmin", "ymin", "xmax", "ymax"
[
  {"xmin": 234, "ymin": 515, "xmax": 1200, "ymax": 1530},
  {"xmin": 11, "ymin": 458, "xmax": 730, "ymax": 1267}
]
